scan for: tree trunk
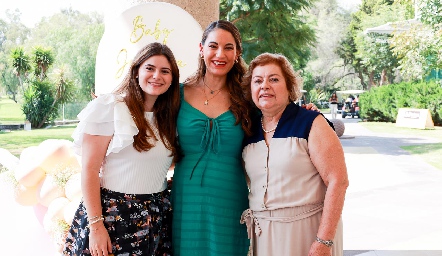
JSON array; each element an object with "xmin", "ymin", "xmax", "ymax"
[
  {"xmin": 380, "ymin": 69, "xmax": 388, "ymax": 86},
  {"xmin": 357, "ymin": 70, "xmax": 367, "ymax": 90},
  {"xmin": 37, "ymin": 99, "xmax": 57, "ymax": 128},
  {"xmin": 368, "ymin": 71, "xmax": 376, "ymax": 90},
  {"xmin": 18, "ymin": 76, "xmax": 25, "ymax": 94}
]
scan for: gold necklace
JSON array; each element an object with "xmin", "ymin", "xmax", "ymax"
[
  {"xmin": 203, "ymin": 77, "xmax": 222, "ymax": 94},
  {"xmin": 261, "ymin": 116, "xmax": 278, "ymax": 133},
  {"xmin": 203, "ymin": 86, "xmax": 222, "ymax": 105}
]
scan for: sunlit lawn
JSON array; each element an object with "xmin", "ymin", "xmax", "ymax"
[
  {"xmin": 0, "ymin": 97, "xmax": 26, "ymax": 124},
  {"xmin": 0, "ymin": 125, "xmax": 76, "ymax": 157},
  {"xmin": 359, "ymin": 122, "xmax": 442, "ymax": 170}
]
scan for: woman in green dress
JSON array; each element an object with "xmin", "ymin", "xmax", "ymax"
[{"xmin": 171, "ymin": 20, "xmax": 252, "ymax": 256}]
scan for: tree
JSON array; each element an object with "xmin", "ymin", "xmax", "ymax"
[
  {"xmin": 389, "ymin": 0, "xmax": 441, "ymax": 81},
  {"xmin": 0, "ymin": 10, "xmax": 30, "ymax": 99},
  {"xmin": 16, "ymin": 45, "xmax": 76, "ymax": 128},
  {"xmin": 27, "ymin": 8, "xmax": 104, "ymax": 101},
  {"xmin": 418, "ymin": 0, "xmax": 442, "ymax": 28},
  {"xmin": 336, "ymin": 0, "xmax": 409, "ymax": 88},
  {"xmin": 36, "ymin": 67, "xmax": 75, "ymax": 128},
  {"xmin": 33, "ymin": 46, "xmax": 54, "ymax": 81},
  {"xmin": 356, "ymin": 32, "xmax": 398, "ymax": 86},
  {"xmin": 10, "ymin": 47, "xmax": 31, "ymax": 93},
  {"xmin": 0, "ymin": 55, "xmax": 20, "ymax": 102},
  {"xmin": 304, "ymin": 0, "xmax": 357, "ymax": 92},
  {"xmin": 220, "ymin": 0, "xmax": 316, "ymax": 69},
  {"xmin": 21, "ymin": 80, "xmax": 57, "ymax": 128}
]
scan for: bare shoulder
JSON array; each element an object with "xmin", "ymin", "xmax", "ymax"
[
  {"xmin": 183, "ymin": 82, "xmax": 200, "ymax": 96},
  {"xmin": 309, "ymin": 115, "xmax": 341, "ymax": 152}
]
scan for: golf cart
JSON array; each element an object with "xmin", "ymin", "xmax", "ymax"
[{"xmin": 336, "ymin": 90, "xmax": 366, "ymax": 118}]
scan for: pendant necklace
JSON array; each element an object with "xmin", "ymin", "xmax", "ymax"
[
  {"xmin": 203, "ymin": 77, "xmax": 222, "ymax": 94},
  {"xmin": 203, "ymin": 86, "xmax": 222, "ymax": 105},
  {"xmin": 261, "ymin": 116, "xmax": 278, "ymax": 133}
]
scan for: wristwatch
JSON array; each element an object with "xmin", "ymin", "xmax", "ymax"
[{"xmin": 316, "ymin": 236, "xmax": 334, "ymax": 247}]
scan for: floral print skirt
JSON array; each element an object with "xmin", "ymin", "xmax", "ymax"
[{"xmin": 62, "ymin": 187, "xmax": 172, "ymax": 256}]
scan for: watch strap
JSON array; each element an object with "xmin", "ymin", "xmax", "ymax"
[{"xmin": 316, "ymin": 236, "xmax": 334, "ymax": 247}]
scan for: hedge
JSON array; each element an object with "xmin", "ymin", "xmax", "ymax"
[{"xmin": 359, "ymin": 81, "xmax": 442, "ymax": 126}]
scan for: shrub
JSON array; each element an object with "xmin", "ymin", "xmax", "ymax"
[
  {"xmin": 21, "ymin": 80, "xmax": 59, "ymax": 128},
  {"xmin": 360, "ymin": 80, "xmax": 442, "ymax": 125}
]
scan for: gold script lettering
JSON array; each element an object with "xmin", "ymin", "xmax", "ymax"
[
  {"xmin": 176, "ymin": 60, "xmax": 186, "ymax": 68},
  {"xmin": 130, "ymin": 17, "xmax": 174, "ymax": 44},
  {"xmin": 115, "ymin": 49, "xmax": 129, "ymax": 79}
]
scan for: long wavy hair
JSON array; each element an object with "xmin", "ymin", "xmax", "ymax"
[
  {"xmin": 242, "ymin": 53, "xmax": 302, "ymax": 104},
  {"xmin": 184, "ymin": 20, "xmax": 252, "ymax": 136},
  {"xmin": 113, "ymin": 42, "xmax": 180, "ymax": 160}
]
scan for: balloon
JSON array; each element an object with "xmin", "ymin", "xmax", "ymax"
[
  {"xmin": 38, "ymin": 139, "xmax": 74, "ymax": 174},
  {"xmin": 33, "ymin": 203, "xmax": 49, "ymax": 226},
  {"xmin": 65, "ymin": 173, "xmax": 82, "ymax": 202},
  {"xmin": 15, "ymin": 146, "xmax": 46, "ymax": 187},
  {"xmin": 14, "ymin": 183, "xmax": 39, "ymax": 206},
  {"xmin": 47, "ymin": 197, "xmax": 70, "ymax": 220},
  {"xmin": 38, "ymin": 175, "xmax": 66, "ymax": 207}
]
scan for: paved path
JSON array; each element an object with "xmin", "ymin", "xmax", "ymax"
[{"xmin": 328, "ymin": 115, "xmax": 442, "ymax": 256}]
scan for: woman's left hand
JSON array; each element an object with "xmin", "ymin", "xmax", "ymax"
[{"xmin": 302, "ymin": 102, "xmax": 320, "ymax": 112}]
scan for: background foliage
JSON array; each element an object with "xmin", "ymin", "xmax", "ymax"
[{"xmin": 360, "ymin": 80, "xmax": 442, "ymax": 125}]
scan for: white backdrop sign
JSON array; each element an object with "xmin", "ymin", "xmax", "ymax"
[{"xmin": 95, "ymin": 2, "xmax": 203, "ymax": 95}]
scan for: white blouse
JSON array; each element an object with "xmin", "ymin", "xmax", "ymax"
[{"xmin": 72, "ymin": 93, "xmax": 173, "ymax": 194}]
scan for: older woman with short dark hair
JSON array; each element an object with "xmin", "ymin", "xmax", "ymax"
[{"xmin": 240, "ymin": 53, "xmax": 349, "ymax": 256}]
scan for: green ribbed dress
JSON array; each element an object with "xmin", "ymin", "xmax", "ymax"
[{"xmin": 171, "ymin": 86, "xmax": 249, "ymax": 256}]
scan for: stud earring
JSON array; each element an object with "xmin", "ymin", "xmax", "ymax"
[{"xmin": 235, "ymin": 59, "xmax": 238, "ymax": 63}]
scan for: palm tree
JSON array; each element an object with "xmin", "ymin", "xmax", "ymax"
[
  {"xmin": 10, "ymin": 47, "xmax": 31, "ymax": 94},
  {"xmin": 33, "ymin": 46, "xmax": 54, "ymax": 81},
  {"xmin": 37, "ymin": 66, "xmax": 75, "ymax": 128}
]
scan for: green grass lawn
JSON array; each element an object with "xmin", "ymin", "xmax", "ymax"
[
  {"xmin": 0, "ymin": 97, "xmax": 26, "ymax": 124},
  {"xmin": 0, "ymin": 125, "xmax": 76, "ymax": 157},
  {"xmin": 359, "ymin": 122, "xmax": 442, "ymax": 170}
]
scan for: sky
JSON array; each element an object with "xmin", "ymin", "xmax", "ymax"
[
  {"xmin": 0, "ymin": 0, "xmax": 107, "ymax": 27},
  {"xmin": 1, "ymin": 0, "xmax": 362, "ymax": 28}
]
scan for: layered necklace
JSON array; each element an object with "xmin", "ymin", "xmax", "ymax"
[
  {"xmin": 202, "ymin": 77, "xmax": 223, "ymax": 105},
  {"xmin": 261, "ymin": 116, "xmax": 278, "ymax": 133}
]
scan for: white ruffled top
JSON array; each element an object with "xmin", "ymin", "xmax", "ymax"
[{"xmin": 72, "ymin": 93, "xmax": 172, "ymax": 194}]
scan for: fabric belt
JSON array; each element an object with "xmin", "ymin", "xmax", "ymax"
[{"xmin": 240, "ymin": 203, "xmax": 324, "ymax": 256}]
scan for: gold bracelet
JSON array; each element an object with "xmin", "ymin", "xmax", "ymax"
[
  {"xmin": 87, "ymin": 217, "xmax": 104, "ymax": 228},
  {"xmin": 88, "ymin": 215, "xmax": 104, "ymax": 221}
]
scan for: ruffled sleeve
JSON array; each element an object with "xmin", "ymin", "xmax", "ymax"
[{"xmin": 71, "ymin": 93, "xmax": 138, "ymax": 156}]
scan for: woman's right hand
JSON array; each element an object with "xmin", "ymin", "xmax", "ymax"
[{"xmin": 88, "ymin": 223, "xmax": 112, "ymax": 256}]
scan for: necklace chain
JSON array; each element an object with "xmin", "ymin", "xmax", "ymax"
[
  {"xmin": 261, "ymin": 116, "xmax": 278, "ymax": 133},
  {"xmin": 203, "ymin": 84, "xmax": 222, "ymax": 105},
  {"xmin": 203, "ymin": 77, "xmax": 221, "ymax": 94}
]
